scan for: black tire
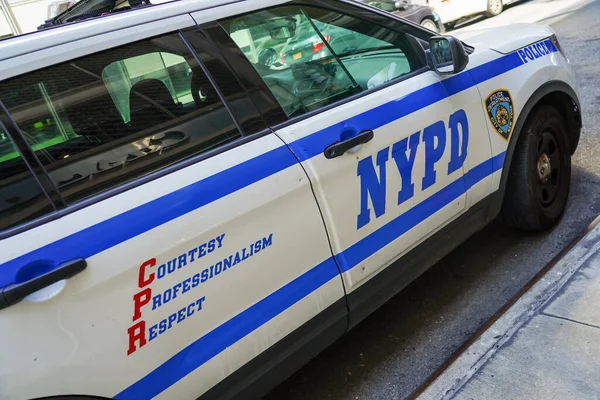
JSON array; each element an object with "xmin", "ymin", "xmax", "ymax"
[
  {"xmin": 420, "ymin": 18, "xmax": 440, "ymax": 33},
  {"xmin": 500, "ymin": 105, "xmax": 572, "ymax": 231},
  {"xmin": 485, "ymin": 0, "xmax": 503, "ymax": 17}
]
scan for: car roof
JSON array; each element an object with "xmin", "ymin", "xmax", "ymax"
[{"xmin": 0, "ymin": 0, "xmax": 241, "ymax": 62}]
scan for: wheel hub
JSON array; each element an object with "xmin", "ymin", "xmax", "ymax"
[
  {"xmin": 490, "ymin": 0, "xmax": 502, "ymax": 13},
  {"xmin": 537, "ymin": 153, "xmax": 551, "ymax": 182}
]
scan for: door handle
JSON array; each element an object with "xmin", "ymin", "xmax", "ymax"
[
  {"xmin": 0, "ymin": 258, "xmax": 87, "ymax": 310},
  {"xmin": 324, "ymin": 129, "xmax": 374, "ymax": 159}
]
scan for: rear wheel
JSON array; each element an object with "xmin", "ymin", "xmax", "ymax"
[
  {"xmin": 485, "ymin": 0, "xmax": 503, "ymax": 17},
  {"xmin": 420, "ymin": 18, "xmax": 440, "ymax": 33},
  {"xmin": 500, "ymin": 105, "xmax": 572, "ymax": 231}
]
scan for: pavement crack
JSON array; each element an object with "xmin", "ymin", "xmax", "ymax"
[{"xmin": 540, "ymin": 312, "xmax": 600, "ymax": 330}]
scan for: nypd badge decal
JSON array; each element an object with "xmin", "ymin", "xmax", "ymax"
[{"xmin": 485, "ymin": 90, "xmax": 514, "ymax": 140}]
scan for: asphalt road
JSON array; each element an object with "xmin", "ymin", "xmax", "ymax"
[{"xmin": 266, "ymin": 1, "xmax": 600, "ymax": 399}]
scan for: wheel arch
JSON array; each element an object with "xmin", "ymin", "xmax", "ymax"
[{"xmin": 488, "ymin": 80, "xmax": 582, "ymax": 220}]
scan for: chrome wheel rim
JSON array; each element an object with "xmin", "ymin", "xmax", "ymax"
[
  {"xmin": 421, "ymin": 20, "xmax": 438, "ymax": 32},
  {"xmin": 489, "ymin": 0, "xmax": 502, "ymax": 14}
]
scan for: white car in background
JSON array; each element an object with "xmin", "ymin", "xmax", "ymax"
[{"xmin": 426, "ymin": 0, "xmax": 521, "ymax": 28}]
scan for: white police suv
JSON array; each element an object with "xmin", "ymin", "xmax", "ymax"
[{"xmin": 0, "ymin": 0, "xmax": 581, "ymax": 398}]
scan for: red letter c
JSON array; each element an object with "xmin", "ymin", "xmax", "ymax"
[{"xmin": 138, "ymin": 258, "xmax": 156, "ymax": 288}]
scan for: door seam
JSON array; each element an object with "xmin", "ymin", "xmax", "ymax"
[{"xmin": 270, "ymin": 128, "xmax": 351, "ymax": 321}]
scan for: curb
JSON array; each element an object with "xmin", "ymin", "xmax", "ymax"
[{"xmin": 417, "ymin": 215, "xmax": 600, "ymax": 400}]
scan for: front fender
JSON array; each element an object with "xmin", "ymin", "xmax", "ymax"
[{"xmin": 488, "ymin": 80, "xmax": 582, "ymax": 221}]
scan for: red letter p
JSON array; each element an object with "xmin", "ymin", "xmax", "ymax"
[{"xmin": 133, "ymin": 287, "xmax": 152, "ymax": 322}]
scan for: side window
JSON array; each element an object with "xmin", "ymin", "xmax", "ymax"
[
  {"xmin": 0, "ymin": 33, "xmax": 241, "ymax": 205},
  {"xmin": 222, "ymin": 7, "xmax": 359, "ymax": 118},
  {"xmin": 0, "ymin": 124, "xmax": 54, "ymax": 230},
  {"xmin": 220, "ymin": 5, "xmax": 424, "ymax": 118}
]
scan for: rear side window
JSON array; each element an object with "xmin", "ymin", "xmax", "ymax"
[
  {"xmin": 0, "ymin": 33, "xmax": 241, "ymax": 205},
  {"xmin": 0, "ymin": 123, "xmax": 54, "ymax": 231},
  {"xmin": 221, "ymin": 5, "xmax": 423, "ymax": 118},
  {"xmin": 102, "ymin": 52, "xmax": 196, "ymax": 124}
]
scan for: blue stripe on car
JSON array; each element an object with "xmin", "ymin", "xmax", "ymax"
[
  {"xmin": 0, "ymin": 146, "xmax": 298, "ymax": 288},
  {"xmin": 337, "ymin": 152, "xmax": 504, "ymax": 272},
  {"xmin": 115, "ymin": 150, "xmax": 505, "ymax": 399},
  {"xmin": 0, "ymin": 41, "xmax": 556, "ymax": 286},
  {"xmin": 0, "ymin": 40, "xmax": 555, "ymax": 397},
  {"xmin": 115, "ymin": 256, "xmax": 341, "ymax": 399}
]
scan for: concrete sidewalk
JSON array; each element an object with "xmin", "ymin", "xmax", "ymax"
[{"xmin": 419, "ymin": 218, "xmax": 600, "ymax": 400}]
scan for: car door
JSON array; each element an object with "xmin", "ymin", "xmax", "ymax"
[
  {"xmin": 0, "ymin": 22, "xmax": 345, "ymax": 399},
  {"xmin": 216, "ymin": 2, "xmax": 473, "ymax": 305}
]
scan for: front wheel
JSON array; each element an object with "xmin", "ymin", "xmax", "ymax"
[
  {"xmin": 500, "ymin": 105, "xmax": 572, "ymax": 231},
  {"xmin": 485, "ymin": 0, "xmax": 503, "ymax": 17},
  {"xmin": 420, "ymin": 18, "xmax": 440, "ymax": 33}
]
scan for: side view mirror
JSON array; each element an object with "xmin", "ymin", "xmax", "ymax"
[
  {"xmin": 395, "ymin": 1, "xmax": 408, "ymax": 10},
  {"xmin": 428, "ymin": 36, "xmax": 469, "ymax": 74}
]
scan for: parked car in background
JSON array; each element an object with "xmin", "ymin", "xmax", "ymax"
[
  {"xmin": 360, "ymin": 0, "xmax": 444, "ymax": 32},
  {"xmin": 426, "ymin": 0, "xmax": 521, "ymax": 29}
]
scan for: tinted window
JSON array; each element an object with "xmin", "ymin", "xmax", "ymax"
[
  {"xmin": 221, "ymin": 5, "xmax": 423, "ymax": 118},
  {"xmin": 0, "ymin": 33, "xmax": 241, "ymax": 205},
  {"xmin": 0, "ymin": 123, "xmax": 54, "ymax": 230}
]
